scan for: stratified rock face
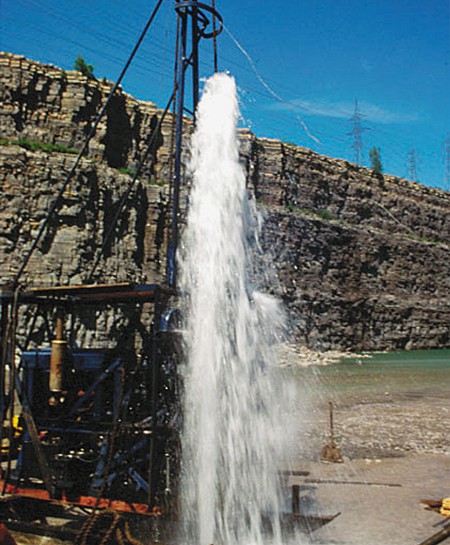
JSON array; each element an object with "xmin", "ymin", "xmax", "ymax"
[
  {"xmin": 241, "ymin": 137, "xmax": 450, "ymax": 351},
  {"xmin": 0, "ymin": 145, "xmax": 148, "ymax": 286},
  {"xmin": 0, "ymin": 52, "xmax": 168, "ymax": 173},
  {"xmin": 1, "ymin": 52, "xmax": 449, "ymax": 351},
  {"xmin": 0, "ymin": 52, "xmax": 174, "ymax": 289}
]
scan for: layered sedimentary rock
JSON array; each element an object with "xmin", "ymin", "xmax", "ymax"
[
  {"xmin": 0, "ymin": 52, "xmax": 176, "ymax": 289},
  {"xmin": 240, "ymin": 137, "xmax": 450, "ymax": 350},
  {"xmin": 1, "ymin": 52, "xmax": 449, "ymax": 351},
  {"xmin": 0, "ymin": 145, "xmax": 148, "ymax": 285}
]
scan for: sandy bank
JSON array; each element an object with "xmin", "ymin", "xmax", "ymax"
[{"xmin": 279, "ymin": 343, "xmax": 365, "ymax": 367}]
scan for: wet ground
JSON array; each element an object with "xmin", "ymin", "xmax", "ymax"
[
  {"xmin": 283, "ymin": 349, "xmax": 450, "ymax": 545},
  {"xmin": 284, "ymin": 393, "xmax": 450, "ymax": 545},
  {"xmin": 289, "ymin": 454, "xmax": 450, "ymax": 545},
  {"xmin": 8, "ymin": 350, "xmax": 450, "ymax": 545}
]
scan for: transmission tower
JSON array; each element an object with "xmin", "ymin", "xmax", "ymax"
[
  {"xmin": 445, "ymin": 135, "xmax": 450, "ymax": 190},
  {"xmin": 347, "ymin": 99, "xmax": 369, "ymax": 166},
  {"xmin": 407, "ymin": 149, "xmax": 418, "ymax": 182}
]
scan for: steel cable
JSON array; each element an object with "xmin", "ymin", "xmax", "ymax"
[{"xmin": 13, "ymin": 0, "xmax": 166, "ymax": 286}]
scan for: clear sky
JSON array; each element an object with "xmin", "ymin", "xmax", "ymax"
[{"xmin": 1, "ymin": 0, "xmax": 449, "ymax": 190}]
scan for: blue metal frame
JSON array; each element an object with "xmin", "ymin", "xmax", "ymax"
[{"xmin": 167, "ymin": 0, "xmax": 223, "ymax": 288}]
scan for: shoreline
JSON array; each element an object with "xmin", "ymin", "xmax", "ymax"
[
  {"xmin": 282, "ymin": 346, "xmax": 450, "ymax": 544},
  {"xmin": 291, "ymin": 379, "xmax": 450, "ymax": 462},
  {"xmin": 279, "ymin": 343, "xmax": 369, "ymax": 367},
  {"xmin": 279, "ymin": 344, "xmax": 450, "ymax": 368}
]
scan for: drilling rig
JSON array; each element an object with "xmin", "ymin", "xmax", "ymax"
[{"xmin": 0, "ymin": 0, "xmax": 222, "ymax": 537}]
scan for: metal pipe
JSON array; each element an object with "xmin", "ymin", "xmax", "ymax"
[
  {"xmin": 292, "ymin": 484, "xmax": 300, "ymax": 515},
  {"xmin": 49, "ymin": 312, "xmax": 67, "ymax": 395},
  {"xmin": 329, "ymin": 400, "xmax": 335, "ymax": 444},
  {"xmin": 0, "ymin": 286, "xmax": 12, "ymax": 421},
  {"xmin": 167, "ymin": 1, "xmax": 223, "ymax": 288},
  {"xmin": 416, "ymin": 523, "xmax": 450, "ymax": 545},
  {"xmin": 167, "ymin": 3, "xmax": 188, "ymax": 288}
]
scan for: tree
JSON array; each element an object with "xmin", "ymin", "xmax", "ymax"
[
  {"xmin": 74, "ymin": 54, "xmax": 94, "ymax": 78},
  {"xmin": 369, "ymin": 146, "xmax": 383, "ymax": 175}
]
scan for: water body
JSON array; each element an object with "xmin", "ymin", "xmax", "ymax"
[
  {"xmin": 285, "ymin": 349, "xmax": 450, "ymax": 461},
  {"xmin": 308, "ymin": 349, "xmax": 450, "ymax": 405}
]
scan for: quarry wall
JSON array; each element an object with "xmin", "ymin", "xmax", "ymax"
[{"xmin": 1, "ymin": 52, "xmax": 449, "ymax": 351}]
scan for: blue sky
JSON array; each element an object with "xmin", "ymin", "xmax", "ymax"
[{"xmin": 1, "ymin": 0, "xmax": 449, "ymax": 189}]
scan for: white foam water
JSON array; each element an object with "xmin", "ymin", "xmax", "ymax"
[{"xmin": 179, "ymin": 73, "xmax": 289, "ymax": 545}]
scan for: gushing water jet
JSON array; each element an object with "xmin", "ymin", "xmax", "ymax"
[{"xmin": 179, "ymin": 72, "xmax": 288, "ymax": 545}]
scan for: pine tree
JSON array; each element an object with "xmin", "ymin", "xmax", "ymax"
[
  {"xmin": 369, "ymin": 146, "xmax": 383, "ymax": 175},
  {"xmin": 74, "ymin": 54, "xmax": 94, "ymax": 78}
]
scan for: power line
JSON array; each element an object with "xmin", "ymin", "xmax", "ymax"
[
  {"xmin": 223, "ymin": 24, "xmax": 320, "ymax": 145},
  {"xmin": 2, "ymin": 0, "xmax": 445, "ymax": 190},
  {"xmin": 445, "ymin": 134, "xmax": 450, "ymax": 190}
]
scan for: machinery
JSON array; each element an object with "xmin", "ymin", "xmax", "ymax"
[
  {"xmin": 0, "ymin": 283, "xmax": 181, "ymax": 516},
  {"xmin": 0, "ymin": 0, "xmax": 222, "ymax": 528}
]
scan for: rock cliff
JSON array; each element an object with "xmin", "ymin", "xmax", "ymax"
[
  {"xmin": 240, "ymin": 137, "xmax": 450, "ymax": 350},
  {"xmin": 1, "ymin": 52, "xmax": 449, "ymax": 351}
]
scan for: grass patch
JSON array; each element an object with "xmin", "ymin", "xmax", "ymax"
[
  {"xmin": 117, "ymin": 166, "xmax": 138, "ymax": 177},
  {"xmin": 284, "ymin": 204, "xmax": 313, "ymax": 216},
  {"xmin": 8, "ymin": 138, "xmax": 78, "ymax": 154},
  {"xmin": 284, "ymin": 203, "xmax": 298, "ymax": 213},
  {"xmin": 317, "ymin": 208, "xmax": 335, "ymax": 221},
  {"xmin": 405, "ymin": 233, "xmax": 439, "ymax": 245},
  {"xmin": 284, "ymin": 204, "xmax": 338, "ymax": 222},
  {"xmin": 149, "ymin": 178, "xmax": 165, "ymax": 186}
]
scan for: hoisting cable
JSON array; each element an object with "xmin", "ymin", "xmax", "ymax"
[
  {"xmin": 211, "ymin": 0, "xmax": 218, "ymax": 72},
  {"xmin": 86, "ymin": 84, "xmax": 177, "ymax": 282},
  {"xmin": 75, "ymin": 509, "xmax": 145, "ymax": 545},
  {"xmin": 168, "ymin": 11, "xmax": 181, "ymax": 186},
  {"xmin": 13, "ymin": 0, "xmax": 166, "ymax": 287}
]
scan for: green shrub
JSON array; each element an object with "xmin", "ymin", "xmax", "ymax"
[
  {"xmin": 149, "ymin": 178, "xmax": 164, "ymax": 186},
  {"xmin": 117, "ymin": 166, "xmax": 137, "ymax": 177},
  {"xmin": 317, "ymin": 208, "xmax": 335, "ymax": 221},
  {"xmin": 74, "ymin": 54, "xmax": 94, "ymax": 78},
  {"xmin": 369, "ymin": 146, "xmax": 383, "ymax": 175}
]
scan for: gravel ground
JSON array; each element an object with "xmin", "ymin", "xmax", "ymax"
[
  {"xmin": 297, "ymin": 395, "xmax": 450, "ymax": 461},
  {"xmin": 284, "ymin": 387, "xmax": 450, "ymax": 545}
]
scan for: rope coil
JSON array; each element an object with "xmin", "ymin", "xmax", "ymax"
[{"xmin": 75, "ymin": 509, "xmax": 144, "ymax": 545}]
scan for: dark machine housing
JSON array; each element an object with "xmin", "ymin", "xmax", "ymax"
[{"xmin": 0, "ymin": 283, "xmax": 182, "ymax": 515}]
